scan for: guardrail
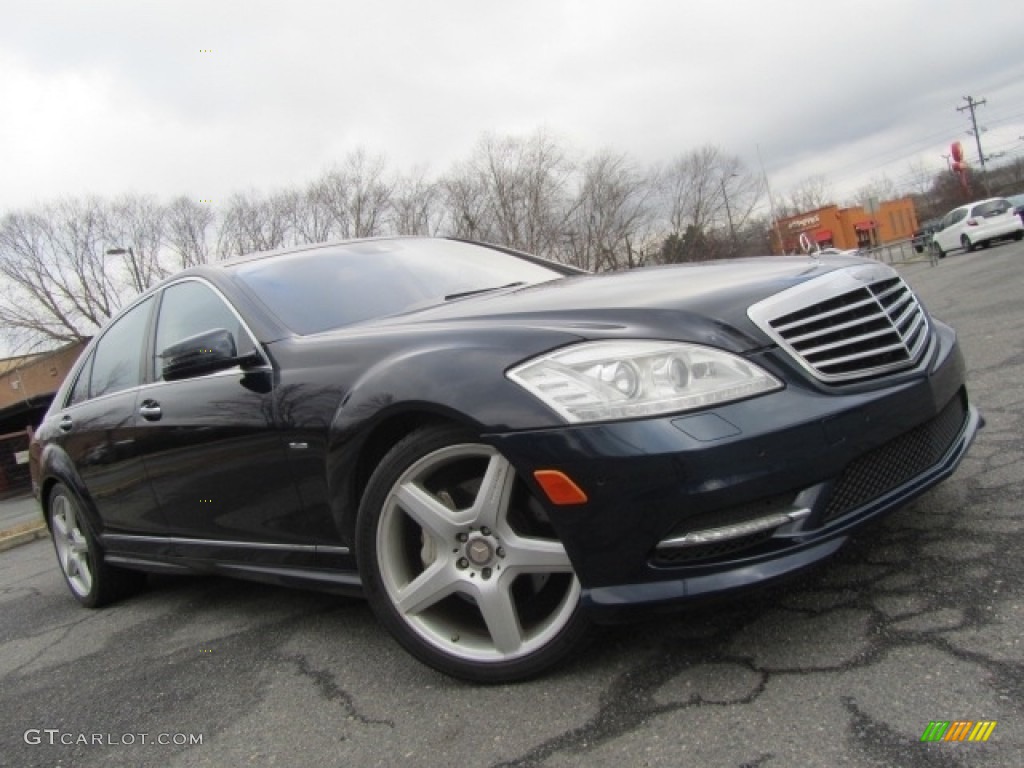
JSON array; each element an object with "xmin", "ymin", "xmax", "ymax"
[{"xmin": 856, "ymin": 238, "xmax": 934, "ymax": 267}]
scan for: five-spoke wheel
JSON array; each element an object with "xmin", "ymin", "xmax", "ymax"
[
  {"xmin": 51, "ymin": 489, "xmax": 94, "ymax": 600},
  {"xmin": 356, "ymin": 425, "xmax": 588, "ymax": 682},
  {"xmin": 48, "ymin": 484, "xmax": 144, "ymax": 607}
]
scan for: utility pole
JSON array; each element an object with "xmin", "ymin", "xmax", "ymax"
[
  {"xmin": 958, "ymin": 96, "xmax": 988, "ymax": 173},
  {"xmin": 756, "ymin": 144, "xmax": 785, "ymax": 255}
]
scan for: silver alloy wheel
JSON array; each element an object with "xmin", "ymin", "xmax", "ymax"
[
  {"xmin": 375, "ymin": 443, "xmax": 580, "ymax": 663},
  {"xmin": 51, "ymin": 493, "xmax": 94, "ymax": 598}
]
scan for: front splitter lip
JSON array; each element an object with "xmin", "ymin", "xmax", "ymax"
[
  {"xmin": 580, "ymin": 402, "xmax": 982, "ymax": 621},
  {"xmin": 581, "ymin": 536, "xmax": 846, "ymax": 621}
]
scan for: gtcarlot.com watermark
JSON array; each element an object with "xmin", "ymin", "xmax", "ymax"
[{"xmin": 24, "ymin": 729, "xmax": 203, "ymax": 747}]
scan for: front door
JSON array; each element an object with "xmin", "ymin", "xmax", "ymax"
[{"xmin": 134, "ymin": 279, "xmax": 316, "ymax": 566}]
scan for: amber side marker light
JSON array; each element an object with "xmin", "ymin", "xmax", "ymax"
[{"xmin": 533, "ymin": 470, "xmax": 589, "ymax": 506}]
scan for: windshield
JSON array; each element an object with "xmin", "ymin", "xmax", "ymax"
[{"xmin": 231, "ymin": 239, "xmax": 566, "ymax": 334}]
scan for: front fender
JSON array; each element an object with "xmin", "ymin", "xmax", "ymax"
[{"xmin": 324, "ymin": 328, "xmax": 581, "ymax": 545}]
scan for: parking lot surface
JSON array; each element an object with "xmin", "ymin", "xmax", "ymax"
[{"xmin": 1, "ymin": 243, "xmax": 1022, "ymax": 767}]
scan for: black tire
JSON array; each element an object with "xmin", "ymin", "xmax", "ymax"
[
  {"xmin": 48, "ymin": 484, "xmax": 145, "ymax": 608},
  {"xmin": 961, "ymin": 234, "xmax": 975, "ymax": 253},
  {"xmin": 932, "ymin": 242, "xmax": 945, "ymax": 260},
  {"xmin": 355, "ymin": 424, "xmax": 590, "ymax": 683},
  {"xmin": 1014, "ymin": 230, "xmax": 1023, "ymax": 241}
]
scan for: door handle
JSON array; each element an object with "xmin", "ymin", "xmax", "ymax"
[
  {"xmin": 139, "ymin": 401, "xmax": 162, "ymax": 421},
  {"xmin": 59, "ymin": 415, "xmax": 73, "ymax": 432}
]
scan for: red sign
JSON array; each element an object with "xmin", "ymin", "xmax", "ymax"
[{"xmin": 951, "ymin": 141, "xmax": 964, "ymax": 164}]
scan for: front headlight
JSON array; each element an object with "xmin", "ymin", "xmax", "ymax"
[{"xmin": 507, "ymin": 340, "xmax": 782, "ymax": 423}]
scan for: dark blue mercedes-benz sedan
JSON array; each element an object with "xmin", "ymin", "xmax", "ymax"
[{"xmin": 30, "ymin": 237, "xmax": 980, "ymax": 682}]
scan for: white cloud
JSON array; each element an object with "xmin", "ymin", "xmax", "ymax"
[{"xmin": 1, "ymin": 0, "xmax": 1022, "ymax": 212}]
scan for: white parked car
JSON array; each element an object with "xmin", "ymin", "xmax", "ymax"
[{"xmin": 931, "ymin": 197, "xmax": 1024, "ymax": 258}]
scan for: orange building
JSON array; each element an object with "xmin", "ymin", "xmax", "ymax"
[{"xmin": 774, "ymin": 197, "xmax": 919, "ymax": 254}]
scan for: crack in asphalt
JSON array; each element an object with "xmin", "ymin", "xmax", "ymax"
[
  {"xmin": 4, "ymin": 611, "xmax": 98, "ymax": 676},
  {"xmin": 490, "ymin": 620, "xmax": 770, "ymax": 768},
  {"xmin": 284, "ymin": 653, "xmax": 394, "ymax": 729},
  {"xmin": 841, "ymin": 696, "xmax": 972, "ymax": 768}
]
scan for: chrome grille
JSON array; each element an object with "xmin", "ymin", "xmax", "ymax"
[{"xmin": 748, "ymin": 263, "xmax": 930, "ymax": 383}]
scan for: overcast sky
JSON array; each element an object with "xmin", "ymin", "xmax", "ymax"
[{"xmin": 3, "ymin": 0, "xmax": 1023, "ymax": 215}]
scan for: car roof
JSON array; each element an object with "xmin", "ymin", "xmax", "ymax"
[{"xmin": 217, "ymin": 235, "xmax": 414, "ymax": 267}]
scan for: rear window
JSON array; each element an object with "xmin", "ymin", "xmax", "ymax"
[
  {"xmin": 972, "ymin": 200, "xmax": 1010, "ymax": 217},
  {"xmin": 231, "ymin": 239, "xmax": 565, "ymax": 334}
]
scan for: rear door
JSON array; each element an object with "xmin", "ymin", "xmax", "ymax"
[{"xmin": 53, "ymin": 296, "xmax": 164, "ymax": 534}]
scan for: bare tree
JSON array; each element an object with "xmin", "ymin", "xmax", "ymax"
[
  {"xmin": 659, "ymin": 145, "xmax": 764, "ymax": 261},
  {"xmin": 786, "ymin": 174, "xmax": 834, "ymax": 214},
  {"xmin": 281, "ymin": 185, "xmax": 334, "ymax": 246},
  {"xmin": 451, "ymin": 131, "xmax": 576, "ymax": 256},
  {"xmin": 0, "ymin": 198, "xmax": 120, "ymax": 348},
  {"xmin": 563, "ymin": 151, "xmax": 657, "ymax": 271},
  {"xmin": 853, "ymin": 174, "xmax": 900, "ymax": 208},
  {"xmin": 315, "ymin": 150, "xmax": 394, "ymax": 239},
  {"xmin": 662, "ymin": 146, "xmax": 723, "ymax": 240},
  {"xmin": 165, "ymin": 196, "xmax": 215, "ymax": 268},
  {"xmin": 391, "ymin": 169, "xmax": 443, "ymax": 236},
  {"xmin": 346, "ymin": 150, "xmax": 393, "ymax": 238},
  {"xmin": 439, "ymin": 169, "xmax": 492, "ymax": 241},
  {"xmin": 105, "ymin": 194, "xmax": 169, "ymax": 292},
  {"xmin": 216, "ymin": 190, "xmax": 291, "ymax": 258}
]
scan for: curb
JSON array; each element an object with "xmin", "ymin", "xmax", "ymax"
[{"xmin": 0, "ymin": 524, "xmax": 49, "ymax": 553}]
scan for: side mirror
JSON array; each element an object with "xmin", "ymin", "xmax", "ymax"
[{"xmin": 160, "ymin": 328, "xmax": 243, "ymax": 381}]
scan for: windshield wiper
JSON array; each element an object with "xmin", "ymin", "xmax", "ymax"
[{"xmin": 444, "ymin": 282, "xmax": 526, "ymax": 301}]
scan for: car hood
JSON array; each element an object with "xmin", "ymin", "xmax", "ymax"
[{"xmin": 352, "ymin": 255, "xmax": 865, "ymax": 353}]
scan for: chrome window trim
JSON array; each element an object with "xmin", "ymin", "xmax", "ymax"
[
  {"xmin": 153, "ymin": 276, "xmax": 270, "ymax": 375},
  {"xmin": 58, "ymin": 276, "xmax": 271, "ymax": 411}
]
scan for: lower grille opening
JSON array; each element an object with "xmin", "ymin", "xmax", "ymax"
[{"xmin": 823, "ymin": 391, "xmax": 968, "ymax": 523}]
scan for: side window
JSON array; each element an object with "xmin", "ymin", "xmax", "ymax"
[
  {"xmin": 951, "ymin": 209, "xmax": 968, "ymax": 226},
  {"xmin": 154, "ymin": 281, "xmax": 255, "ymax": 379},
  {"xmin": 66, "ymin": 351, "xmax": 94, "ymax": 407},
  {"xmin": 89, "ymin": 297, "xmax": 154, "ymax": 399}
]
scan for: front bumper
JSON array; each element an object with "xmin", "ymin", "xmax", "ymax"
[{"xmin": 488, "ymin": 323, "xmax": 980, "ymax": 620}]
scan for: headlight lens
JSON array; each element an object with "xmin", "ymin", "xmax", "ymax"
[{"xmin": 507, "ymin": 341, "xmax": 782, "ymax": 423}]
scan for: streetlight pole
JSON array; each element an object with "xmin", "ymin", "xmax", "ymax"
[
  {"xmin": 105, "ymin": 246, "xmax": 136, "ymax": 292},
  {"xmin": 720, "ymin": 173, "xmax": 738, "ymax": 256}
]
